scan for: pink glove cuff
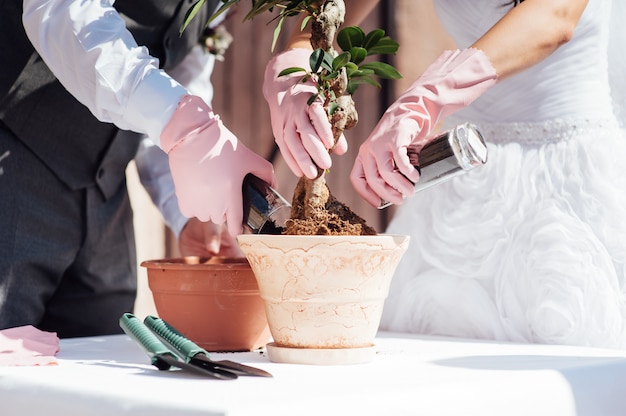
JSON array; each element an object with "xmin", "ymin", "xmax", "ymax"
[
  {"xmin": 406, "ymin": 48, "xmax": 498, "ymax": 126},
  {"xmin": 160, "ymin": 95, "xmax": 217, "ymax": 154}
]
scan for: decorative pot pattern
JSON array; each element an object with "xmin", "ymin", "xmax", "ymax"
[{"xmin": 237, "ymin": 235, "xmax": 410, "ymax": 349}]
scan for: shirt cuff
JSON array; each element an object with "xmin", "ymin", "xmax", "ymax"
[
  {"xmin": 125, "ymin": 68, "xmax": 189, "ymax": 149},
  {"xmin": 161, "ymin": 196, "xmax": 190, "ymax": 238}
]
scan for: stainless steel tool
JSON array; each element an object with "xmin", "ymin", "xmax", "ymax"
[
  {"xmin": 379, "ymin": 122, "xmax": 488, "ymax": 208},
  {"xmin": 242, "ymin": 173, "xmax": 291, "ymax": 234}
]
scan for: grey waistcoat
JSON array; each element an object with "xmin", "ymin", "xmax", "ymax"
[{"xmin": 0, "ymin": 0, "xmax": 216, "ymax": 199}]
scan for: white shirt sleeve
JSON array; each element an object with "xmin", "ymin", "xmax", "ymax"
[
  {"xmin": 21, "ymin": 0, "xmax": 189, "ymax": 148},
  {"xmin": 134, "ymin": 138, "xmax": 189, "ymax": 236},
  {"xmin": 134, "ymin": 45, "xmax": 218, "ymax": 236}
]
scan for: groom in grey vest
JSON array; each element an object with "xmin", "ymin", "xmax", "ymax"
[{"xmin": 0, "ymin": 0, "xmax": 219, "ymax": 337}]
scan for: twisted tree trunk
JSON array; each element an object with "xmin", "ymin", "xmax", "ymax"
[{"xmin": 284, "ymin": 0, "xmax": 375, "ymax": 236}]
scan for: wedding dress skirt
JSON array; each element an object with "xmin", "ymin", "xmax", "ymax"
[
  {"xmin": 381, "ymin": 0, "xmax": 626, "ymax": 350},
  {"xmin": 382, "ymin": 117, "xmax": 626, "ymax": 349}
]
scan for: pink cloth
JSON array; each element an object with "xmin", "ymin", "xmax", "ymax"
[{"xmin": 0, "ymin": 325, "xmax": 60, "ymax": 366}]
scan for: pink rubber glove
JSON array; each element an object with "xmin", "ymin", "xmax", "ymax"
[
  {"xmin": 263, "ymin": 48, "xmax": 348, "ymax": 179},
  {"xmin": 161, "ymin": 95, "xmax": 276, "ymax": 237},
  {"xmin": 350, "ymin": 48, "xmax": 497, "ymax": 207}
]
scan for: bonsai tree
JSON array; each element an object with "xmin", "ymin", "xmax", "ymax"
[{"xmin": 184, "ymin": 0, "xmax": 401, "ymax": 235}]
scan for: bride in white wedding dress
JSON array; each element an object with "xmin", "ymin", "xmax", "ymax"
[
  {"xmin": 269, "ymin": 0, "xmax": 624, "ymax": 348},
  {"xmin": 373, "ymin": 0, "xmax": 626, "ymax": 349}
]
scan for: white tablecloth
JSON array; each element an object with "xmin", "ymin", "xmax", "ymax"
[{"xmin": 1, "ymin": 332, "xmax": 625, "ymax": 416}]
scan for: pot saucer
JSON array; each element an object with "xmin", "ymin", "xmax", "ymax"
[{"xmin": 265, "ymin": 342, "xmax": 376, "ymax": 365}]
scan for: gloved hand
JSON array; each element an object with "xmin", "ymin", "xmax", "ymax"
[
  {"xmin": 263, "ymin": 48, "xmax": 348, "ymax": 179},
  {"xmin": 350, "ymin": 48, "xmax": 498, "ymax": 207},
  {"xmin": 161, "ymin": 95, "xmax": 276, "ymax": 237}
]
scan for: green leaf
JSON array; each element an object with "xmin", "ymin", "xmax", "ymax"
[
  {"xmin": 300, "ymin": 15, "xmax": 312, "ymax": 31},
  {"xmin": 328, "ymin": 101, "xmax": 339, "ymax": 115},
  {"xmin": 278, "ymin": 67, "xmax": 307, "ymax": 77},
  {"xmin": 321, "ymin": 71, "xmax": 340, "ymax": 81},
  {"xmin": 245, "ymin": 0, "xmax": 285, "ymax": 21},
  {"xmin": 349, "ymin": 68, "xmax": 375, "ymax": 78},
  {"xmin": 180, "ymin": 0, "xmax": 207, "ymax": 35},
  {"xmin": 349, "ymin": 47, "xmax": 367, "ymax": 65},
  {"xmin": 307, "ymin": 91, "xmax": 322, "ymax": 106},
  {"xmin": 337, "ymin": 26, "xmax": 365, "ymax": 52},
  {"xmin": 309, "ymin": 49, "xmax": 334, "ymax": 73},
  {"xmin": 344, "ymin": 62, "xmax": 359, "ymax": 77},
  {"xmin": 310, "ymin": 49, "xmax": 325, "ymax": 72},
  {"xmin": 248, "ymin": 0, "xmax": 312, "ymax": 23},
  {"xmin": 352, "ymin": 76, "xmax": 381, "ymax": 87},
  {"xmin": 363, "ymin": 29, "xmax": 385, "ymax": 50},
  {"xmin": 332, "ymin": 52, "xmax": 351, "ymax": 71},
  {"xmin": 271, "ymin": 15, "xmax": 286, "ymax": 52},
  {"xmin": 366, "ymin": 36, "xmax": 400, "ymax": 56},
  {"xmin": 321, "ymin": 50, "xmax": 334, "ymax": 72},
  {"xmin": 359, "ymin": 62, "xmax": 403, "ymax": 80},
  {"xmin": 346, "ymin": 81, "xmax": 359, "ymax": 95},
  {"xmin": 347, "ymin": 76, "xmax": 381, "ymax": 94}
]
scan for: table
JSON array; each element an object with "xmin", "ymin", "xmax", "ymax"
[{"xmin": 1, "ymin": 332, "xmax": 625, "ymax": 416}]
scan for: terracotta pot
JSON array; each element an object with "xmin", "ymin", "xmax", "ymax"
[
  {"xmin": 236, "ymin": 234, "xmax": 409, "ymax": 364},
  {"xmin": 141, "ymin": 257, "xmax": 271, "ymax": 352}
]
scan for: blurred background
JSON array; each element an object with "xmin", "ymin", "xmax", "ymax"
[{"xmin": 129, "ymin": 0, "xmax": 455, "ymax": 316}]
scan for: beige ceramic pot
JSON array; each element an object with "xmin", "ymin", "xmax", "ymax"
[
  {"xmin": 236, "ymin": 234, "xmax": 409, "ymax": 364},
  {"xmin": 141, "ymin": 257, "xmax": 271, "ymax": 352}
]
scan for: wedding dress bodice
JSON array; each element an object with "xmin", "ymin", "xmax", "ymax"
[{"xmin": 434, "ymin": 0, "xmax": 614, "ymax": 123}]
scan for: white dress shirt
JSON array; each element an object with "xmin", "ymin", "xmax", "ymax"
[{"xmin": 22, "ymin": 0, "xmax": 222, "ymax": 236}]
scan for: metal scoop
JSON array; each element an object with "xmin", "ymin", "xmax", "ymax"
[
  {"xmin": 242, "ymin": 173, "xmax": 291, "ymax": 234},
  {"xmin": 378, "ymin": 123, "xmax": 488, "ymax": 209}
]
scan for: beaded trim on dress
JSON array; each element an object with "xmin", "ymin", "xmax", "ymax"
[{"xmin": 445, "ymin": 117, "xmax": 621, "ymax": 145}]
